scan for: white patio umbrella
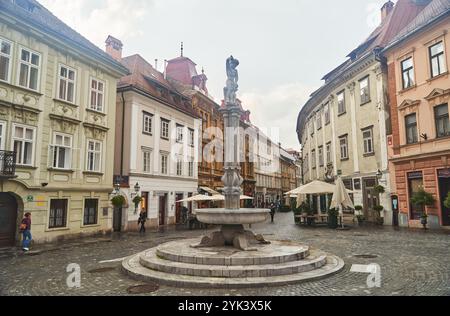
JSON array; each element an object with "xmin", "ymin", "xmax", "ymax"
[
  {"xmin": 285, "ymin": 180, "xmax": 337, "ymax": 195},
  {"xmin": 176, "ymin": 195, "xmax": 223, "ymax": 203},
  {"xmin": 330, "ymin": 177, "xmax": 355, "ymax": 229}
]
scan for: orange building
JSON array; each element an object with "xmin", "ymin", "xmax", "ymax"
[{"xmin": 384, "ymin": 0, "xmax": 450, "ymax": 229}]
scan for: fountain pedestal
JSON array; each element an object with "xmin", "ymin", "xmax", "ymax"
[{"xmin": 191, "ymin": 208, "xmax": 271, "ymax": 251}]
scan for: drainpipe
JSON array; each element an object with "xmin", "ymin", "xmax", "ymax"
[{"xmin": 120, "ymin": 91, "xmax": 126, "ymax": 177}]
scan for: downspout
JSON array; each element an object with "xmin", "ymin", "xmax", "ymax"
[{"xmin": 120, "ymin": 91, "xmax": 126, "ymax": 177}]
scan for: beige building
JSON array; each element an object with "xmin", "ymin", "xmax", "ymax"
[
  {"xmin": 296, "ymin": 0, "xmax": 429, "ymax": 223},
  {"xmin": 0, "ymin": 1, "xmax": 128, "ymax": 246},
  {"xmin": 106, "ymin": 38, "xmax": 200, "ymax": 231}
]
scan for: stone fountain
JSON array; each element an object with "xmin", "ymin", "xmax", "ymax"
[
  {"xmin": 121, "ymin": 57, "xmax": 344, "ymax": 288},
  {"xmin": 193, "ymin": 56, "xmax": 271, "ymax": 251}
]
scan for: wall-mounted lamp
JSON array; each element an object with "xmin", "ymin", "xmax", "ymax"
[
  {"xmin": 420, "ymin": 133, "xmax": 428, "ymax": 141},
  {"xmin": 376, "ymin": 169, "xmax": 383, "ymax": 179}
]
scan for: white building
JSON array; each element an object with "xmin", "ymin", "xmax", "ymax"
[{"xmin": 106, "ymin": 37, "xmax": 199, "ymax": 231}]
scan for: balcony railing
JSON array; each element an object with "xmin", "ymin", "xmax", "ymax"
[{"xmin": 0, "ymin": 151, "xmax": 17, "ymax": 178}]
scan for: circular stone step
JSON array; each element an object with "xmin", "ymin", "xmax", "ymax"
[
  {"xmin": 121, "ymin": 239, "xmax": 345, "ymax": 289},
  {"xmin": 156, "ymin": 239, "xmax": 310, "ymax": 266},
  {"xmin": 122, "ymin": 253, "xmax": 345, "ymax": 289},
  {"xmin": 141, "ymin": 248, "xmax": 327, "ymax": 278}
]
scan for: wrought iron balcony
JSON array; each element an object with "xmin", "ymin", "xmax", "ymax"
[{"xmin": 0, "ymin": 151, "xmax": 17, "ymax": 178}]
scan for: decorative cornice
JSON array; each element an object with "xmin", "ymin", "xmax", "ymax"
[
  {"xmin": 49, "ymin": 113, "xmax": 82, "ymax": 125},
  {"xmin": 83, "ymin": 122, "xmax": 109, "ymax": 132},
  {"xmin": 424, "ymin": 88, "xmax": 450, "ymax": 101},
  {"xmin": 398, "ymin": 99, "xmax": 421, "ymax": 110}
]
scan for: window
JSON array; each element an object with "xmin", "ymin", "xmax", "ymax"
[
  {"xmin": 408, "ymin": 172, "xmax": 424, "ymax": 220},
  {"xmin": 401, "ymin": 57, "xmax": 415, "ymax": 89},
  {"xmin": 362, "ymin": 128, "xmax": 374, "ymax": 155},
  {"xmin": 90, "ymin": 79, "xmax": 105, "ymax": 112},
  {"xmin": 434, "ymin": 104, "xmax": 449, "ymax": 138},
  {"xmin": 429, "ymin": 41, "xmax": 446, "ymax": 78},
  {"xmin": 12, "ymin": 124, "xmax": 35, "ymax": 166},
  {"xmin": 176, "ymin": 156, "xmax": 183, "ymax": 176},
  {"xmin": 188, "ymin": 129, "xmax": 195, "ymax": 147},
  {"xmin": 49, "ymin": 199, "xmax": 68, "ymax": 229},
  {"xmin": 188, "ymin": 157, "xmax": 194, "ymax": 177},
  {"xmin": 337, "ymin": 91, "xmax": 346, "ymax": 115},
  {"xmin": 339, "ymin": 136, "xmax": 348, "ymax": 160},
  {"xmin": 326, "ymin": 142, "xmax": 332, "ymax": 165},
  {"xmin": 267, "ymin": 140, "xmax": 272, "ymax": 155},
  {"xmin": 324, "ymin": 103, "xmax": 330, "ymax": 125},
  {"xmin": 0, "ymin": 122, "xmax": 5, "ymax": 150},
  {"xmin": 18, "ymin": 47, "xmax": 40, "ymax": 91},
  {"xmin": 316, "ymin": 112, "xmax": 322, "ymax": 130},
  {"xmin": 405, "ymin": 114, "xmax": 418, "ymax": 144},
  {"xmin": 161, "ymin": 119, "xmax": 170, "ymax": 139},
  {"xmin": 143, "ymin": 150, "xmax": 151, "ymax": 173},
  {"xmin": 0, "ymin": 38, "xmax": 12, "ymax": 82},
  {"xmin": 50, "ymin": 133, "xmax": 72, "ymax": 169},
  {"xmin": 304, "ymin": 154, "xmax": 308, "ymax": 173},
  {"xmin": 57, "ymin": 65, "xmax": 76, "ymax": 103},
  {"xmin": 318, "ymin": 146, "xmax": 324, "ymax": 167},
  {"xmin": 359, "ymin": 77, "xmax": 370, "ymax": 104},
  {"xmin": 176, "ymin": 125, "xmax": 184, "ymax": 143},
  {"xmin": 84, "ymin": 199, "xmax": 98, "ymax": 226},
  {"xmin": 143, "ymin": 112, "xmax": 153, "ymax": 134},
  {"xmin": 160, "ymin": 153, "xmax": 168, "ymax": 175},
  {"xmin": 86, "ymin": 140, "xmax": 102, "ymax": 172},
  {"xmin": 311, "ymin": 150, "xmax": 316, "ymax": 169},
  {"xmin": 309, "ymin": 120, "xmax": 314, "ymax": 136}
]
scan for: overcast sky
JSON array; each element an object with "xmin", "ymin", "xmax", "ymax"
[{"xmin": 39, "ymin": 0, "xmax": 389, "ymax": 149}]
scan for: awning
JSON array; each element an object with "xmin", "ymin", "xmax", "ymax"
[{"xmin": 199, "ymin": 186, "xmax": 221, "ymax": 195}]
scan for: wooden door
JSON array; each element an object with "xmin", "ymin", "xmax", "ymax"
[
  {"xmin": 175, "ymin": 194, "xmax": 184, "ymax": 224},
  {"xmin": 159, "ymin": 195, "xmax": 167, "ymax": 226},
  {"xmin": 0, "ymin": 193, "xmax": 17, "ymax": 247}
]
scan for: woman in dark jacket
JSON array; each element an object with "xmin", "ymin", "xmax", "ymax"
[{"xmin": 138, "ymin": 210, "xmax": 147, "ymax": 234}]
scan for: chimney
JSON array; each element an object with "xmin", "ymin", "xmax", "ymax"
[
  {"xmin": 164, "ymin": 60, "xmax": 168, "ymax": 79},
  {"xmin": 381, "ymin": 1, "xmax": 394, "ymax": 22},
  {"xmin": 105, "ymin": 35, "xmax": 123, "ymax": 62},
  {"xmin": 155, "ymin": 59, "xmax": 158, "ymax": 71}
]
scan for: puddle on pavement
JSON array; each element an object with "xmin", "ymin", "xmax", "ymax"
[{"xmin": 127, "ymin": 283, "xmax": 160, "ymax": 294}]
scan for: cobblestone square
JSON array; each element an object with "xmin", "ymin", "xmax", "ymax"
[{"xmin": 1, "ymin": 212, "xmax": 449, "ymax": 296}]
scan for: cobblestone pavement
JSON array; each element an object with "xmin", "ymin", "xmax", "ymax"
[{"xmin": 0, "ymin": 212, "xmax": 449, "ymax": 296}]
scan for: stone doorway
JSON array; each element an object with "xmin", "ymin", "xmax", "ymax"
[
  {"xmin": 438, "ymin": 170, "xmax": 450, "ymax": 226},
  {"xmin": 0, "ymin": 193, "xmax": 18, "ymax": 247}
]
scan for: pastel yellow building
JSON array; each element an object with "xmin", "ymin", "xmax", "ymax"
[{"xmin": 0, "ymin": 0, "xmax": 128, "ymax": 246}]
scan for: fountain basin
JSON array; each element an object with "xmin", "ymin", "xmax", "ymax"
[{"xmin": 195, "ymin": 208, "xmax": 270, "ymax": 225}]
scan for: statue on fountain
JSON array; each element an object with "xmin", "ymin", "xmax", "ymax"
[{"xmin": 224, "ymin": 55, "xmax": 239, "ymax": 105}]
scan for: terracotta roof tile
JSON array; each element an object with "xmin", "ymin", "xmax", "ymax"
[{"xmin": 119, "ymin": 54, "xmax": 199, "ymax": 118}]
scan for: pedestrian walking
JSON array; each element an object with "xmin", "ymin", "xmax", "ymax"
[
  {"xmin": 138, "ymin": 210, "xmax": 147, "ymax": 234},
  {"xmin": 20, "ymin": 212, "xmax": 32, "ymax": 252},
  {"xmin": 270, "ymin": 203, "xmax": 276, "ymax": 223}
]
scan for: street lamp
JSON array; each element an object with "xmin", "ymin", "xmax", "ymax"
[
  {"xmin": 376, "ymin": 169, "xmax": 383, "ymax": 179},
  {"xmin": 133, "ymin": 182, "xmax": 141, "ymax": 214}
]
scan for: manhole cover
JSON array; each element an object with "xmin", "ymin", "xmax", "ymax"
[
  {"xmin": 354, "ymin": 254, "xmax": 379, "ymax": 259},
  {"xmin": 88, "ymin": 267, "xmax": 116, "ymax": 273},
  {"xmin": 127, "ymin": 283, "xmax": 160, "ymax": 294}
]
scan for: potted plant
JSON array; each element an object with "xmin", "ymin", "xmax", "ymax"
[
  {"xmin": 374, "ymin": 185, "xmax": 385, "ymax": 195},
  {"xmin": 443, "ymin": 192, "xmax": 450, "ymax": 209},
  {"xmin": 373, "ymin": 205, "xmax": 384, "ymax": 226},
  {"xmin": 327, "ymin": 208, "xmax": 339, "ymax": 229},
  {"xmin": 420, "ymin": 214, "xmax": 429, "ymax": 230},
  {"xmin": 293, "ymin": 206, "xmax": 302, "ymax": 224},
  {"xmin": 111, "ymin": 195, "xmax": 126, "ymax": 208},
  {"xmin": 411, "ymin": 189, "xmax": 436, "ymax": 230},
  {"xmin": 132, "ymin": 195, "xmax": 143, "ymax": 208},
  {"xmin": 354, "ymin": 205, "xmax": 364, "ymax": 225}
]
